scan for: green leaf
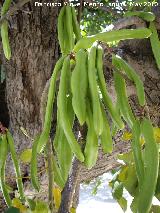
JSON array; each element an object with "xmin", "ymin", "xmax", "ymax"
[
  {"xmin": 118, "ymin": 151, "xmax": 134, "ymax": 164},
  {"xmin": 121, "ymin": 131, "xmax": 132, "ymax": 141},
  {"xmin": 154, "ymin": 128, "xmax": 160, "ymax": 143},
  {"xmin": 33, "ymin": 201, "xmax": 50, "ymax": 213},
  {"xmin": 118, "ymin": 197, "xmax": 127, "ymax": 212},
  {"xmin": 5, "ymin": 207, "xmax": 20, "ymax": 213},
  {"xmin": 112, "ymin": 181, "xmax": 123, "ymax": 200},
  {"xmin": 20, "ymin": 149, "xmax": 32, "ymax": 163},
  {"xmin": 118, "ymin": 165, "xmax": 138, "ymax": 196},
  {"xmin": 27, "ymin": 199, "xmax": 36, "ymax": 211},
  {"xmin": 91, "ymin": 179, "xmax": 102, "ymax": 195},
  {"xmin": 130, "ymin": 196, "xmax": 138, "ymax": 213},
  {"xmin": 150, "ymin": 205, "xmax": 160, "ymax": 213},
  {"xmin": 70, "ymin": 207, "xmax": 76, "ymax": 213}
]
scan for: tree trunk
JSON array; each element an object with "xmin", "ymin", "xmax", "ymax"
[
  {"xmin": 0, "ymin": 0, "xmax": 59, "ymax": 209},
  {"xmin": 1, "ymin": 0, "xmax": 59, "ymax": 170},
  {"xmin": 0, "ymin": 1, "xmax": 160, "ymax": 211}
]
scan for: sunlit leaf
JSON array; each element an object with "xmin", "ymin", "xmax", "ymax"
[
  {"xmin": 91, "ymin": 179, "xmax": 102, "ymax": 195},
  {"xmin": 118, "ymin": 197, "xmax": 127, "ymax": 212},
  {"xmin": 70, "ymin": 207, "xmax": 76, "ymax": 213},
  {"xmin": 121, "ymin": 132, "xmax": 132, "ymax": 141},
  {"xmin": 118, "ymin": 151, "xmax": 134, "ymax": 164},
  {"xmin": 20, "ymin": 149, "xmax": 32, "ymax": 163},
  {"xmin": 33, "ymin": 201, "xmax": 49, "ymax": 213},
  {"xmin": 118, "ymin": 166, "xmax": 128, "ymax": 182},
  {"xmin": 112, "ymin": 181, "xmax": 123, "ymax": 200},
  {"xmin": 12, "ymin": 198, "xmax": 27, "ymax": 213},
  {"xmin": 140, "ymin": 136, "xmax": 145, "ymax": 145},
  {"xmin": 53, "ymin": 187, "xmax": 61, "ymax": 210},
  {"xmin": 154, "ymin": 128, "xmax": 160, "ymax": 143},
  {"xmin": 130, "ymin": 197, "xmax": 138, "ymax": 213},
  {"xmin": 119, "ymin": 165, "xmax": 138, "ymax": 196}
]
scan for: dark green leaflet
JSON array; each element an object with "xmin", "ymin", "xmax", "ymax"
[
  {"xmin": 37, "ymin": 56, "xmax": 64, "ymax": 153},
  {"xmin": 6, "ymin": 131, "xmax": 25, "ymax": 200}
]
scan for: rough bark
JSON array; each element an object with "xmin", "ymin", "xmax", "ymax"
[
  {"xmin": 0, "ymin": 0, "xmax": 59, "ymax": 210},
  {"xmin": 1, "ymin": 0, "xmax": 59, "ymax": 174}
]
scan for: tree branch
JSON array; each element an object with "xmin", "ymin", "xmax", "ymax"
[
  {"xmin": 58, "ymin": 125, "xmax": 86, "ymax": 213},
  {"xmin": 58, "ymin": 158, "xmax": 82, "ymax": 213},
  {"xmin": 0, "ymin": 0, "xmax": 31, "ymax": 27},
  {"xmin": 113, "ymin": 16, "xmax": 146, "ymax": 30}
]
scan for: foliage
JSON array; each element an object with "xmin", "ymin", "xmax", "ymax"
[{"xmin": 80, "ymin": 0, "xmax": 158, "ymax": 35}]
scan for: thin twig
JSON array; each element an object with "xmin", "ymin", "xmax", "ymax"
[
  {"xmin": 0, "ymin": 0, "xmax": 31, "ymax": 27},
  {"xmin": 58, "ymin": 158, "xmax": 82, "ymax": 213},
  {"xmin": 113, "ymin": 16, "xmax": 146, "ymax": 30}
]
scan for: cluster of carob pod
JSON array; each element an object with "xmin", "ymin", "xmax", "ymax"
[
  {"xmin": 0, "ymin": 2, "xmax": 160, "ymax": 212},
  {"xmin": 30, "ymin": 6, "xmax": 159, "ymax": 213}
]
